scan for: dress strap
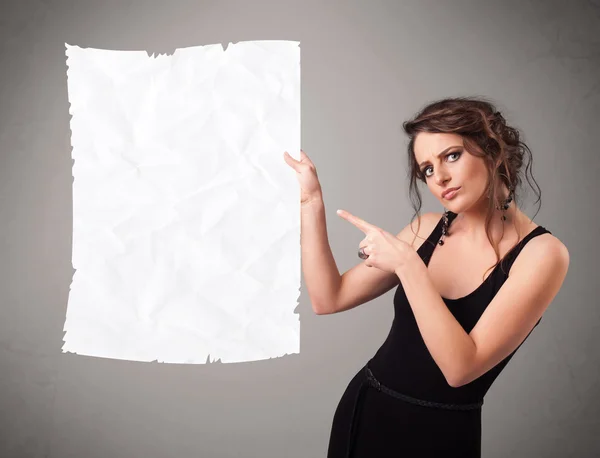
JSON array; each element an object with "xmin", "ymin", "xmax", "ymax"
[
  {"xmin": 417, "ymin": 211, "xmax": 459, "ymax": 266},
  {"xmin": 417, "ymin": 211, "xmax": 551, "ymax": 273},
  {"xmin": 498, "ymin": 225, "xmax": 552, "ymax": 275}
]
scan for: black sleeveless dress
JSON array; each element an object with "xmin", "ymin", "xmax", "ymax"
[{"xmin": 327, "ymin": 211, "xmax": 551, "ymax": 458}]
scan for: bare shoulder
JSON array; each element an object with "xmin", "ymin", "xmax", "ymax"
[
  {"xmin": 396, "ymin": 212, "xmax": 443, "ymax": 251},
  {"xmin": 512, "ymin": 231, "xmax": 570, "ymax": 275}
]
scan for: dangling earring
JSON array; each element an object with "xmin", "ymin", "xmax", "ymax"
[
  {"xmin": 496, "ymin": 186, "xmax": 514, "ymax": 221},
  {"xmin": 438, "ymin": 186, "xmax": 514, "ymax": 246},
  {"xmin": 438, "ymin": 210, "xmax": 450, "ymax": 245}
]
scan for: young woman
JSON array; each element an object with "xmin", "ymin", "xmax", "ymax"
[{"xmin": 284, "ymin": 96, "xmax": 569, "ymax": 457}]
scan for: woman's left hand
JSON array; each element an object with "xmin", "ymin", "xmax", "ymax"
[{"xmin": 336, "ymin": 209, "xmax": 417, "ymax": 274}]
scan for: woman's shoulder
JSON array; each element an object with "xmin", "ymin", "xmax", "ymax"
[
  {"xmin": 504, "ymin": 217, "xmax": 567, "ymax": 276},
  {"xmin": 518, "ymin": 223, "xmax": 568, "ymax": 265},
  {"xmin": 397, "ymin": 212, "xmax": 443, "ymax": 251}
]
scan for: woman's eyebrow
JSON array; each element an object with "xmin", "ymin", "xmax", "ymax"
[{"xmin": 419, "ymin": 145, "xmax": 462, "ymax": 167}]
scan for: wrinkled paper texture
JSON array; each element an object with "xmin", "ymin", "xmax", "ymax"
[{"xmin": 63, "ymin": 41, "xmax": 301, "ymax": 363}]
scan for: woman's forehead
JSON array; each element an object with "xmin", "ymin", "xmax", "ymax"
[{"xmin": 414, "ymin": 132, "xmax": 463, "ymax": 158}]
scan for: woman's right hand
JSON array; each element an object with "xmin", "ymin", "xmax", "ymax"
[{"xmin": 283, "ymin": 149, "xmax": 323, "ymax": 205}]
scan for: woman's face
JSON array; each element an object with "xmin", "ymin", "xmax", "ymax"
[{"xmin": 413, "ymin": 132, "xmax": 490, "ymax": 209}]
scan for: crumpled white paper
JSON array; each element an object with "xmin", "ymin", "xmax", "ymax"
[{"xmin": 62, "ymin": 40, "xmax": 301, "ymax": 363}]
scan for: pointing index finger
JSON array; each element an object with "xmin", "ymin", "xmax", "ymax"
[{"xmin": 336, "ymin": 209, "xmax": 376, "ymax": 233}]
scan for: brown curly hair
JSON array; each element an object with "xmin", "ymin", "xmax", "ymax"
[{"xmin": 402, "ymin": 96, "xmax": 542, "ymax": 280}]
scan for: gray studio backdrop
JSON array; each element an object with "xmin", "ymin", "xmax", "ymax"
[{"xmin": 1, "ymin": 1, "xmax": 598, "ymax": 457}]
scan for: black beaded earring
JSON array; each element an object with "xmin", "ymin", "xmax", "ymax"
[
  {"xmin": 438, "ymin": 210, "xmax": 450, "ymax": 245},
  {"xmin": 438, "ymin": 186, "xmax": 515, "ymax": 246},
  {"xmin": 497, "ymin": 187, "xmax": 514, "ymax": 220}
]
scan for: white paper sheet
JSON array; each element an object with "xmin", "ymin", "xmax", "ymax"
[{"xmin": 62, "ymin": 41, "xmax": 301, "ymax": 363}]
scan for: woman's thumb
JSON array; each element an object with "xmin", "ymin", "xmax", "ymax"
[{"xmin": 284, "ymin": 151, "xmax": 298, "ymax": 167}]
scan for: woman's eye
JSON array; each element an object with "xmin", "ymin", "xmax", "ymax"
[{"xmin": 422, "ymin": 151, "xmax": 461, "ymax": 178}]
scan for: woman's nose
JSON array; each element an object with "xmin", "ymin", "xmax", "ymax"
[{"xmin": 435, "ymin": 174, "xmax": 451, "ymax": 186}]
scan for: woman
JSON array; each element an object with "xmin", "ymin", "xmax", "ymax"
[{"xmin": 284, "ymin": 96, "xmax": 570, "ymax": 457}]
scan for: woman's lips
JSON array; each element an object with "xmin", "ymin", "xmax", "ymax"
[{"xmin": 443, "ymin": 187, "xmax": 461, "ymax": 199}]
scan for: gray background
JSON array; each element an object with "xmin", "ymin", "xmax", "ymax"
[{"xmin": 1, "ymin": 0, "xmax": 598, "ymax": 457}]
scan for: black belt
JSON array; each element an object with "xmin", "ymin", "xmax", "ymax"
[{"xmin": 344, "ymin": 361, "xmax": 484, "ymax": 458}]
